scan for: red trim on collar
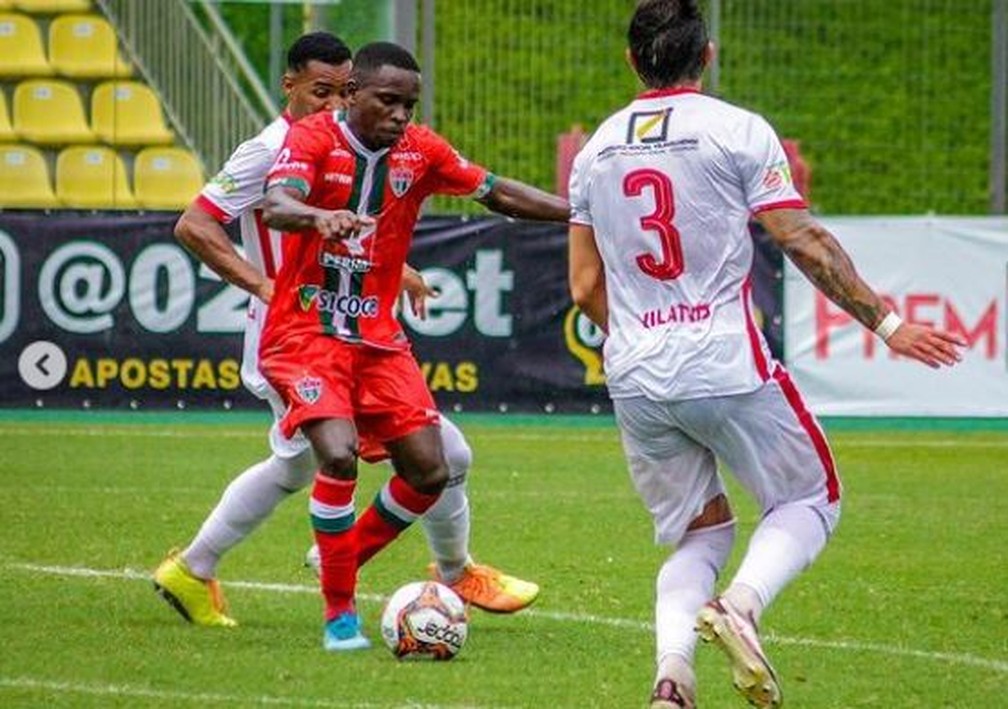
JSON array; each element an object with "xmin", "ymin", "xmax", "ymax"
[{"xmin": 637, "ymin": 87, "xmax": 701, "ymax": 100}]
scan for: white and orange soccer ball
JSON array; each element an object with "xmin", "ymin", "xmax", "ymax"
[{"xmin": 380, "ymin": 581, "xmax": 469, "ymax": 660}]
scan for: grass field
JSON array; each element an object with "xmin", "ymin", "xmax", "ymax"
[{"xmin": 0, "ymin": 412, "xmax": 1005, "ymax": 708}]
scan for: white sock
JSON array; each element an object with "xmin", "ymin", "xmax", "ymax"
[
  {"xmin": 182, "ymin": 449, "xmax": 315, "ymax": 579},
  {"xmin": 726, "ymin": 503, "xmax": 833, "ymax": 622},
  {"xmin": 655, "ymin": 520, "xmax": 735, "ymax": 669},
  {"xmin": 421, "ymin": 416, "xmax": 472, "ymax": 582}
]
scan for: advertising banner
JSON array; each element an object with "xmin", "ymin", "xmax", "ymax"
[
  {"xmin": 0, "ymin": 212, "xmax": 786, "ymax": 413},
  {"xmin": 0, "ymin": 213, "xmax": 611, "ymax": 412},
  {"xmin": 0, "ymin": 212, "xmax": 253, "ymax": 410},
  {"xmin": 784, "ymin": 217, "xmax": 1008, "ymax": 416}
]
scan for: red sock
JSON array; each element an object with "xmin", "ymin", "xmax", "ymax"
[
  {"xmin": 309, "ymin": 474, "xmax": 358, "ymax": 621},
  {"xmin": 356, "ymin": 475, "xmax": 440, "ymax": 566}
]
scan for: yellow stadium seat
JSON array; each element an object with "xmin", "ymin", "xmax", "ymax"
[
  {"xmin": 0, "ymin": 1, "xmax": 12, "ymax": 8},
  {"xmin": 0, "ymin": 144, "xmax": 59, "ymax": 208},
  {"xmin": 49, "ymin": 14, "xmax": 132, "ymax": 78},
  {"xmin": 134, "ymin": 146, "xmax": 204, "ymax": 210},
  {"xmin": 0, "ymin": 12, "xmax": 53, "ymax": 77},
  {"xmin": 13, "ymin": 79, "xmax": 93, "ymax": 144},
  {"xmin": 56, "ymin": 145, "xmax": 137, "ymax": 209},
  {"xmin": 91, "ymin": 80, "xmax": 173, "ymax": 146},
  {"xmin": 0, "ymin": 91, "xmax": 15, "ymax": 142},
  {"xmin": 14, "ymin": 0, "xmax": 91, "ymax": 13}
]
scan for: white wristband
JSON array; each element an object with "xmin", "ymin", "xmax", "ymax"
[{"xmin": 874, "ymin": 312, "xmax": 903, "ymax": 341}]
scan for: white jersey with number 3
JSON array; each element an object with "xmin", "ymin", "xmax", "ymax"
[
  {"xmin": 569, "ymin": 87, "xmax": 805, "ymax": 401},
  {"xmin": 196, "ymin": 114, "xmax": 293, "ymax": 399}
]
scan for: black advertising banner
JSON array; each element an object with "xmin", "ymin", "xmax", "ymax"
[
  {"xmin": 0, "ymin": 212, "xmax": 781, "ymax": 412},
  {"xmin": 0, "ymin": 212, "xmax": 255, "ymax": 410}
]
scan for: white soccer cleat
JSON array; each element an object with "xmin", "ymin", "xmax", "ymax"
[{"xmin": 696, "ymin": 597, "xmax": 782, "ymax": 708}]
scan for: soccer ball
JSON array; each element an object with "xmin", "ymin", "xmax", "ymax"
[{"xmin": 380, "ymin": 581, "xmax": 468, "ymax": 660}]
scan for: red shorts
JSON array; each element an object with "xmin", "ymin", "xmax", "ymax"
[{"xmin": 260, "ymin": 334, "xmax": 438, "ymax": 460}]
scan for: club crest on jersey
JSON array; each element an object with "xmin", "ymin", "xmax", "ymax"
[
  {"xmin": 295, "ymin": 376, "xmax": 323, "ymax": 404},
  {"xmin": 389, "ymin": 166, "xmax": 414, "ymax": 197},
  {"xmin": 627, "ymin": 108, "xmax": 671, "ymax": 144}
]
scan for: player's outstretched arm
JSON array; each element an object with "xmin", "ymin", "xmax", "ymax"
[
  {"xmin": 758, "ymin": 208, "xmax": 964, "ymax": 369},
  {"xmin": 174, "ymin": 203, "xmax": 274, "ymax": 303},
  {"xmin": 478, "ymin": 176, "xmax": 571, "ymax": 223},
  {"xmin": 568, "ymin": 224, "xmax": 608, "ymax": 332},
  {"xmin": 262, "ymin": 185, "xmax": 372, "ymax": 240}
]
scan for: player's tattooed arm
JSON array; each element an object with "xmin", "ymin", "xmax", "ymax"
[
  {"xmin": 760, "ymin": 208, "xmax": 964, "ymax": 368},
  {"xmin": 758, "ymin": 208, "xmax": 886, "ymax": 330}
]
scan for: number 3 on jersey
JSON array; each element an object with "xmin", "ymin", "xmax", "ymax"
[{"xmin": 623, "ymin": 169, "xmax": 684, "ymax": 280}]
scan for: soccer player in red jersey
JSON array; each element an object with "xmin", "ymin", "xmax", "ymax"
[{"xmin": 260, "ymin": 41, "xmax": 570, "ymax": 651}]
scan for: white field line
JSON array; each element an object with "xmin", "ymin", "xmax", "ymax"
[
  {"xmin": 6, "ymin": 562, "xmax": 1007, "ymax": 675},
  {"xmin": 1, "ymin": 425, "xmax": 1007, "ymax": 448},
  {"xmin": 0, "ymin": 676, "xmax": 492, "ymax": 709}
]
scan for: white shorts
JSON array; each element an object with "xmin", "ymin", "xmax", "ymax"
[
  {"xmin": 613, "ymin": 364, "xmax": 841, "ymax": 546},
  {"xmin": 241, "ymin": 313, "xmax": 311, "ymax": 459}
]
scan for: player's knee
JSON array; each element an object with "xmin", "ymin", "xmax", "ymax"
[
  {"xmin": 409, "ymin": 456, "xmax": 449, "ymax": 495},
  {"xmin": 315, "ymin": 444, "xmax": 358, "ymax": 479}
]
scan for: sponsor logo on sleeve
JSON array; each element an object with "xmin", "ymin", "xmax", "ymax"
[
  {"xmin": 209, "ymin": 170, "xmax": 238, "ymax": 194},
  {"xmin": 762, "ymin": 160, "xmax": 793, "ymax": 190}
]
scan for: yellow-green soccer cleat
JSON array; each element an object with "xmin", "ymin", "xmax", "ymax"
[
  {"xmin": 153, "ymin": 550, "xmax": 237, "ymax": 627},
  {"xmin": 430, "ymin": 561, "xmax": 540, "ymax": 614},
  {"xmin": 696, "ymin": 597, "xmax": 781, "ymax": 708}
]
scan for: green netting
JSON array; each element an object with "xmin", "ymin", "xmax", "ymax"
[{"xmin": 220, "ymin": 0, "xmax": 997, "ymax": 216}]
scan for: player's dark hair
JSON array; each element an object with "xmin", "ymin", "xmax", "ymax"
[
  {"xmin": 286, "ymin": 31, "xmax": 351, "ymax": 72},
  {"xmin": 628, "ymin": 0, "xmax": 708, "ymax": 88},
  {"xmin": 352, "ymin": 41, "xmax": 421, "ymax": 82}
]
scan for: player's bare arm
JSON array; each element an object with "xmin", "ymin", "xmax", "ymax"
[
  {"xmin": 759, "ymin": 208, "xmax": 964, "ymax": 368},
  {"xmin": 262, "ymin": 184, "xmax": 373, "ymax": 239},
  {"xmin": 401, "ymin": 264, "xmax": 436, "ymax": 319},
  {"xmin": 478, "ymin": 177, "xmax": 571, "ymax": 222},
  {"xmin": 174, "ymin": 203, "xmax": 274, "ymax": 303},
  {"xmin": 568, "ymin": 224, "xmax": 609, "ymax": 332}
]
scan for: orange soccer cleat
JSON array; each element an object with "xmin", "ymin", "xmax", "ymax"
[{"xmin": 429, "ymin": 561, "xmax": 539, "ymax": 614}]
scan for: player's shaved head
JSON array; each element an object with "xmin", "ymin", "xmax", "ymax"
[
  {"xmin": 628, "ymin": 0, "xmax": 708, "ymax": 88},
  {"xmin": 287, "ymin": 31, "xmax": 352, "ymax": 72},
  {"xmin": 352, "ymin": 41, "xmax": 420, "ymax": 85}
]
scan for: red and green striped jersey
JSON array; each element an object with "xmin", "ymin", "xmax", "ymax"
[{"xmin": 262, "ymin": 110, "xmax": 492, "ymax": 351}]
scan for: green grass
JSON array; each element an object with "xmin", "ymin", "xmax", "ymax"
[{"xmin": 1, "ymin": 415, "xmax": 1006, "ymax": 707}]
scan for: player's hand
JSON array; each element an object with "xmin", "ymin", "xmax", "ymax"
[
  {"xmin": 401, "ymin": 265, "xmax": 437, "ymax": 319},
  {"xmin": 315, "ymin": 210, "xmax": 374, "ymax": 240},
  {"xmin": 253, "ymin": 278, "xmax": 274, "ymax": 304},
  {"xmin": 885, "ymin": 323, "xmax": 965, "ymax": 368}
]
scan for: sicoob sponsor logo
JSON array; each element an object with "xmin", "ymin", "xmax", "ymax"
[{"xmin": 297, "ymin": 285, "xmax": 379, "ymax": 318}]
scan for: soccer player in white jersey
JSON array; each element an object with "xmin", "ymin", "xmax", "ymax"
[
  {"xmin": 567, "ymin": 2, "xmax": 964, "ymax": 707},
  {"xmin": 154, "ymin": 31, "xmax": 538, "ymax": 628}
]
